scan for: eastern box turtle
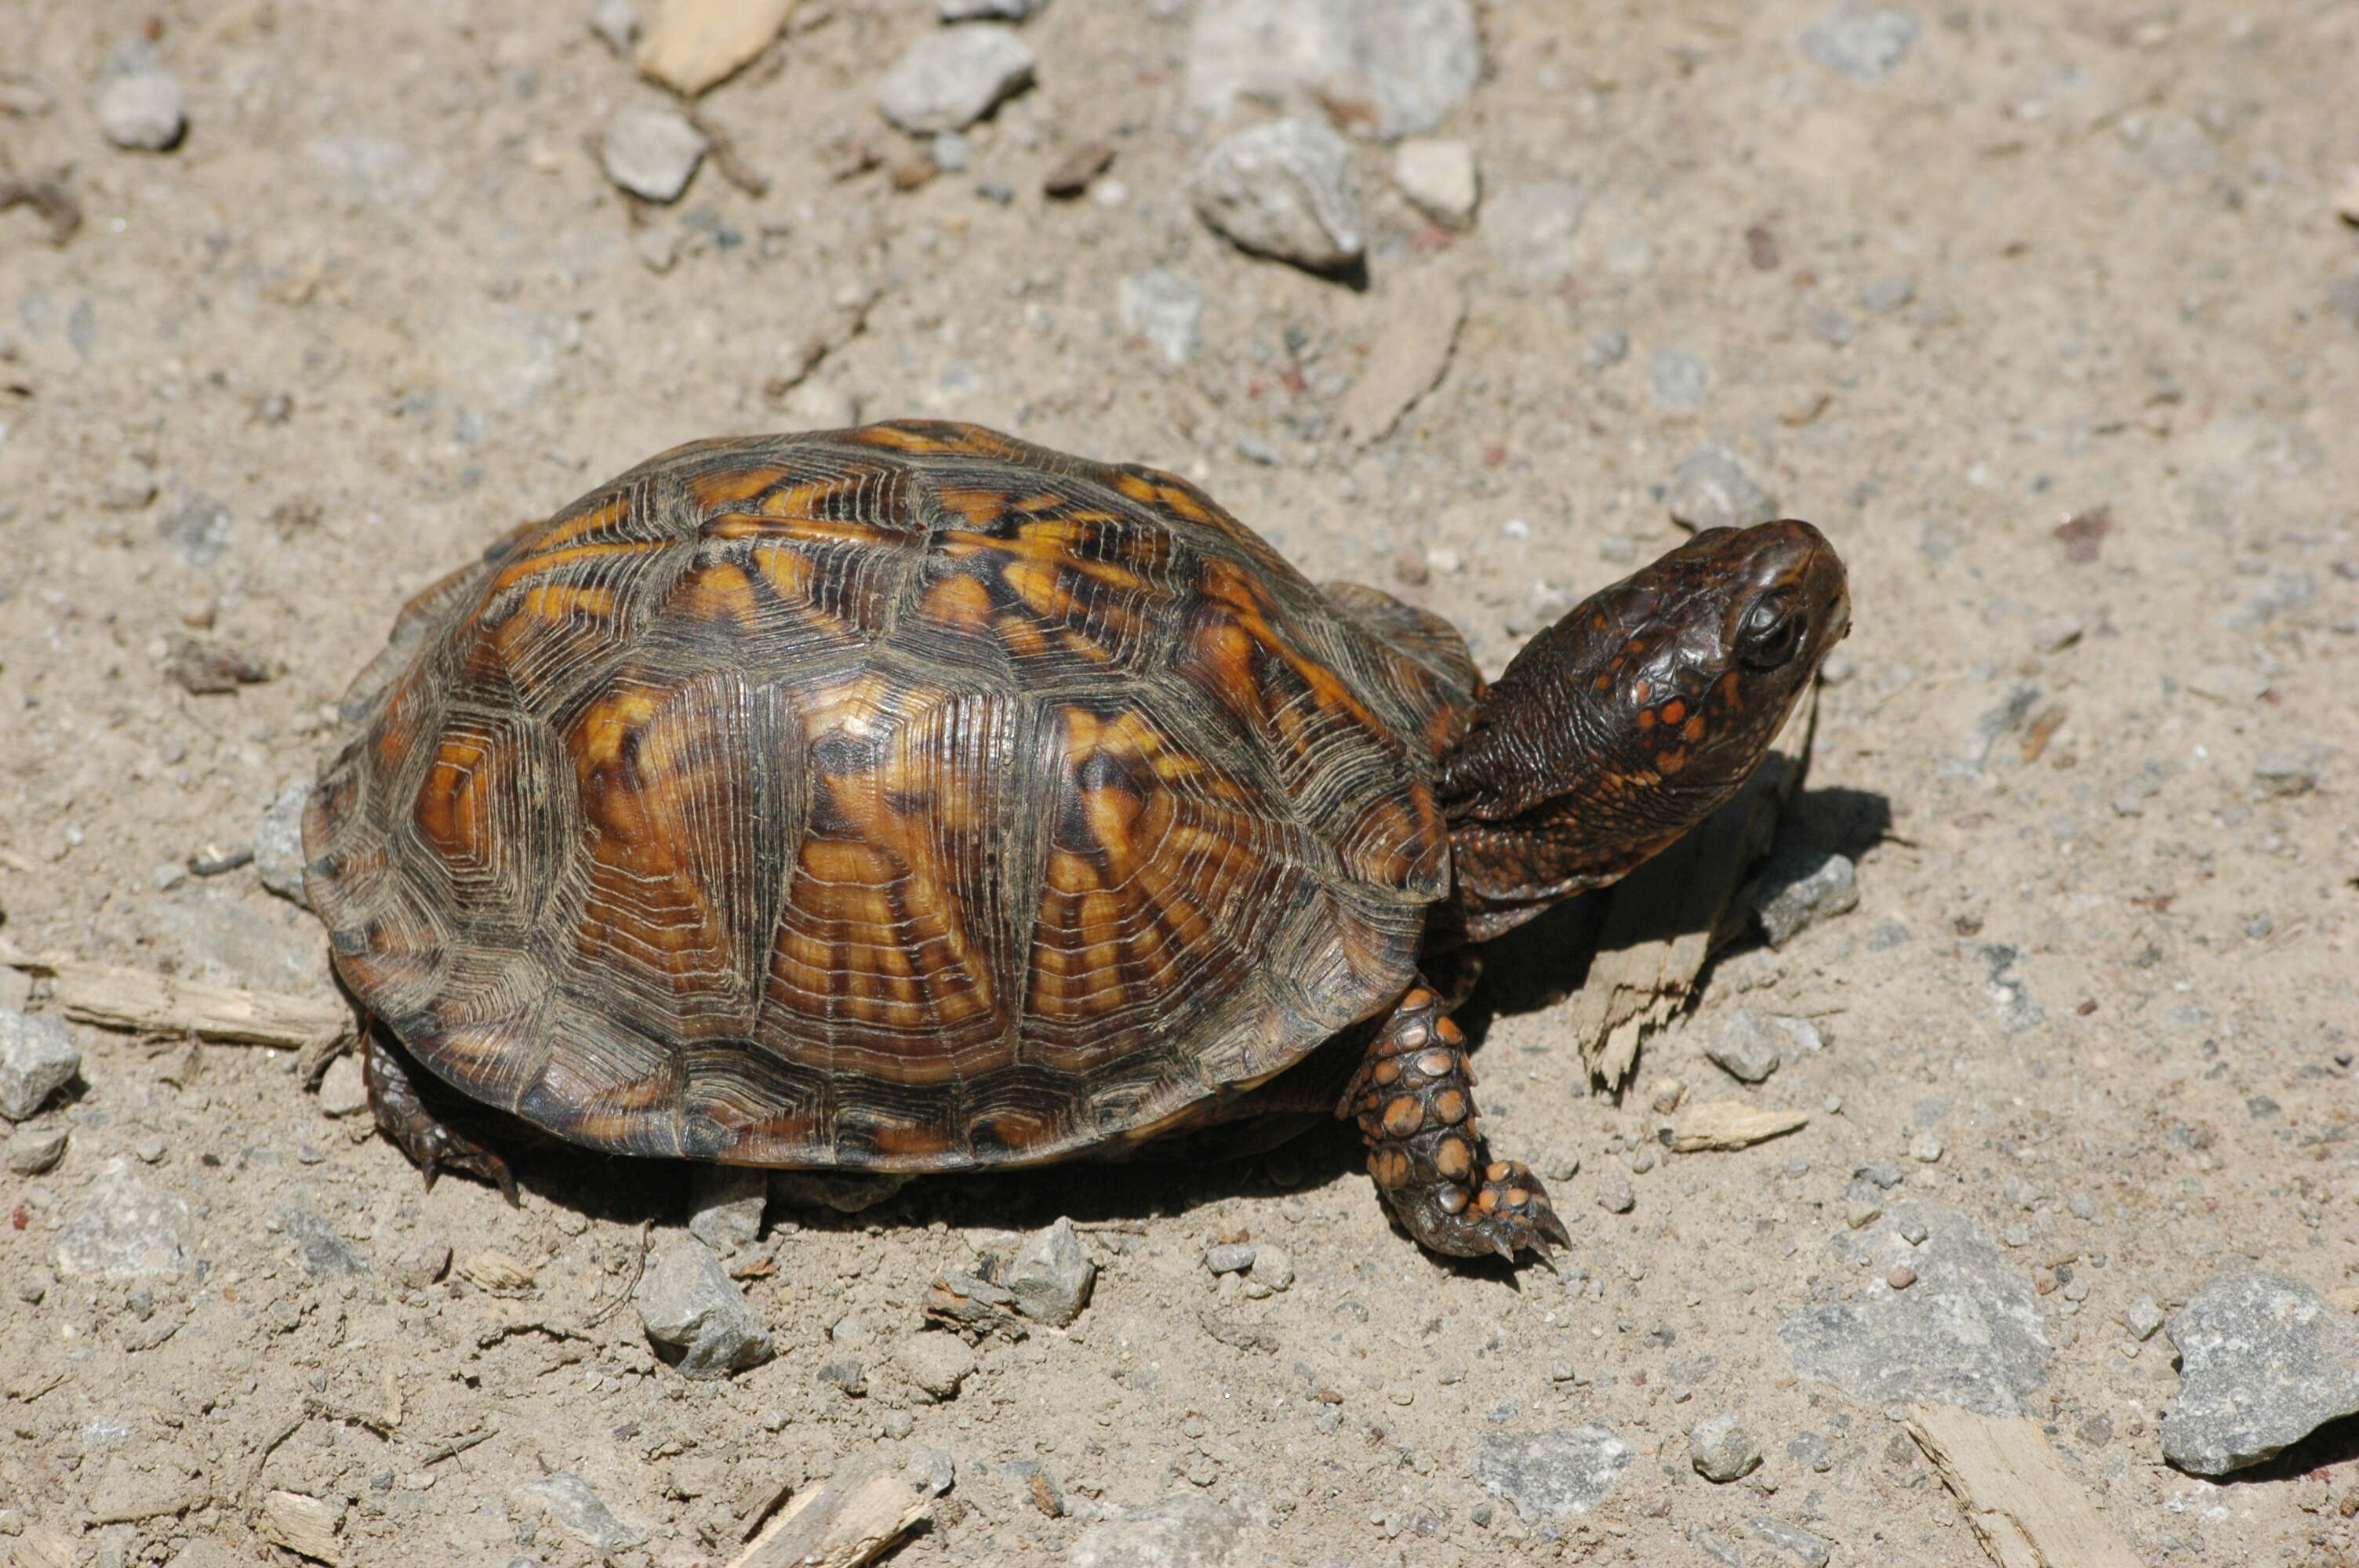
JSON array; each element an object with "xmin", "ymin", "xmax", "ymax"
[{"xmin": 305, "ymin": 421, "xmax": 1848, "ymax": 1260}]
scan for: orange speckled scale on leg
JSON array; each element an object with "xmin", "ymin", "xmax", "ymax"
[{"xmin": 1339, "ymin": 981, "xmax": 1570, "ymax": 1261}]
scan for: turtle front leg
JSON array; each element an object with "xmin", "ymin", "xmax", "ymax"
[
  {"xmin": 1339, "ymin": 983, "xmax": 1568, "ymax": 1261},
  {"xmin": 362, "ymin": 1025, "xmax": 518, "ymax": 1206}
]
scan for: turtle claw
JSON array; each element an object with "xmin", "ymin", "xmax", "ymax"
[{"xmin": 363, "ymin": 1026, "xmax": 519, "ymax": 1206}]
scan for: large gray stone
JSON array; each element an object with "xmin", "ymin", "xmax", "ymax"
[
  {"xmin": 1007, "ymin": 1216, "xmax": 1094, "ymax": 1326},
  {"xmin": 1067, "ymin": 1495, "xmax": 1245, "ymax": 1567},
  {"xmin": 1469, "ymin": 1427, "xmax": 1634, "ymax": 1521},
  {"xmin": 55, "ymin": 1159, "xmax": 191, "ymax": 1280},
  {"xmin": 0, "ymin": 1010, "xmax": 81, "ymax": 1120},
  {"xmin": 1186, "ymin": 0, "xmax": 1479, "ymax": 143},
  {"xmin": 1779, "ymin": 1203, "xmax": 2052, "ymax": 1417},
  {"xmin": 2162, "ymin": 1272, "xmax": 2359, "ymax": 1475},
  {"xmin": 876, "ymin": 24, "xmax": 1035, "ymax": 134},
  {"xmin": 1189, "ymin": 118, "xmax": 1363, "ymax": 273},
  {"xmin": 636, "ymin": 1238, "xmax": 775, "ymax": 1378}
]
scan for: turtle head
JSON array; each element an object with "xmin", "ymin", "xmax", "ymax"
[{"xmin": 1441, "ymin": 520, "xmax": 1849, "ymax": 936}]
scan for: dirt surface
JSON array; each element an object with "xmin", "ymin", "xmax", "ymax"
[{"xmin": 4, "ymin": 2, "xmax": 2358, "ymax": 1565}]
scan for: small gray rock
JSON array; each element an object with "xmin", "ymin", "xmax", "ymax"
[
  {"xmin": 2163, "ymin": 1272, "xmax": 2359, "ymax": 1475},
  {"xmin": 1249, "ymin": 1246, "xmax": 1294, "ymax": 1292},
  {"xmin": 1392, "ymin": 136, "xmax": 1478, "ymax": 227},
  {"xmin": 317, "ymin": 1054, "xmax": 369, "ymax": 1119},
  {"xmin": 99, "ymin": 456, "xmax": 158, "ymax": 511},
  {"xmin": 54, "ymin": 1158, "xmax": 191, "ymax": 1280},
  {"xmin": 2253, "ymin": 750, "xmax": 2317, "ymax": 797},
  {"xmin": 158, "ymin": 493, "xmax": 231, "ymax": 566},
  {"xmin": 1648, "ymin": 349, "xmax": 1710, "ymax": 412},
  {"xmin": 1746, "ymin": 851, "xmax": 1859, "ymax": 948},
  {"xmin": 818, "ymin": 1357, "xmax": 867, "ymax": 1396},
  {"xmin": 1779, "ymin": 1202, "xmax": 2052, "ymax": 1417},
  {"xmin": 876, "ymin": 24, "xmax": 1035, "ymax": 135},
  {"xmin": 1707, "ymin": 1010, "xmax": 1785, "ymax": 1083},
  {"xmin": 1118, "ymin": 269, "xmax": 1204, "ymax": 367},
  {"xmin": 517, "ymin": 1472, "xmax": 648, "ymax": 1554},
  {"xmin": 1800, "ymin": 6, "xmax": 1921, "ymax": 82},
  {"xmin": 1583, "ymin": 326, "xmax": 1630, "ymax": 370},
  {"xmin": 686, "ymin": 1165, "xmax": 768, "ymax": 1254},
  {"xmin": 1667, "ymin": 445, "xmax": 1779, "ymax": 532},
  {"xmin": 2124, "ymin": 1295, "xmax": 2165, "ymax": 1341},
  {"xmin": 254, "ymin": 782, "xmax": 311, "ymax": 908},
  {"xmin": 1596, "ymin": 1167, "xmax": 1635, "ymax": 1214},
  {"xmin": 1203, "ymin": 1242, "xmax": 1256, "ymax": 1275},
  {"xmin": 588, "ymin": 0, "xmax": 639, "ymax": 53},
  {"xmin": 1189, "ymin": 117, "xmax": 1364, "ymax": 274},
  {"xmin": 1185, "ymin": 0, "xmax": 1480, "ymax": 143},
  {"xmin": 389, "ymin": 1237, "xmax": 451, "ymax": 1290},
  {"xmin": 94, "ymin": 46, "xmax": 186, "ymax": 152},
  {"xmin": 282, "ymin": 1205, "xmax": 372, "ymax": 1279},
  {"xmin": 6, "ymin": 1123, "xmax": 68, "ymax": 1175},
  {"xmin": 1007, "ymin": 1216, "xmax": 1094, "ymax": 1326},
  {"xmin": 1860, "ymin": 274, "xmax": 1916, "ymax": 312},
  {"xmin": 0, "ymin": 1010, "xmax": 81, "ymax": 1120},
  {"xmin": 941, "ymin": 0, "xmax": 1045, "ymax": 16},
  {"xmin": 602, "ymin": 106, "xmax": 707, "ymax": 203},
  {"xmin": 1067, "ymin": 1494, "xmax": 1247, "ymax": 1568},
  {"xmin": 1470, "ymin": 1427, "xmax": 1634, "ymax": 1521},
  {"xmin": 637, "ymin": 1238, "xmax": 776, "ymax": 1377},
  {"xmin": 896, "ymin": 1331, "xmax": 979, "ymax": 1399},
  {"xmin": 1750, "ymin": 1515, "xmax": 1835, "ymax": 1568},
  {"xmin": 1689, "ymin": 1413, "xmax": 1764, "ymax": 1483}
]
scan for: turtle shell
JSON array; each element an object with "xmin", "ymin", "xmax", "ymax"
[{"xmin": 304, "ymin": 421, "xmax": 1477, "ymax": 1169}]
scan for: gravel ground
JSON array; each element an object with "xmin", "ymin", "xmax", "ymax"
[{"xmin": 3, "ymin": 2, "xmax": 2357, "ymax": 1565}]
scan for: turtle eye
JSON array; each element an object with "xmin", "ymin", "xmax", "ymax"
[{"xmin": 1736, "ymin": 595, "xmax": 1804, "ymax": 671}]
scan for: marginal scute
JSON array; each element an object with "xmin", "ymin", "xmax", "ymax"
[{"xmin": 306, "ymin": 421, "xmax": 1463, "ymax": 1168}]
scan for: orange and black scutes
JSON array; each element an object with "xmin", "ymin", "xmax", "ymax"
[{"xmin": 304, "ymin": 422, "xmax": 1478, "ymax": 1169}]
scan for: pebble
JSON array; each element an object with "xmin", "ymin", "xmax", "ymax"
[
  {"xmin": 1799, "ymin": 6, "xmax": 1921, "ymax": 83},
  {"xmin": 2163, "ymin": 1272, "xmax": 2359, "ymax": 1475},
  {"xmin": 1392, "ymin": 137, "xmax": 1478, "ymax": 228},
  {"xmin": 1118, "ymin": 268, "xmax": 1204, "ymax": 367},
  {"xmin": 1779, "ymin": 1203, "xmax": 2052, "ymax": 1417},
  {"xmin": 1189, "ymin": 117, "xmax": 1364, "ymax": 274},
  {"xmin": 1688, "ymin": 1414, "xmax": 1764, "ymax": 1483},
  {"xmin": 317, "ymin": 1054, "xmax": 369, "ymax": 1118},
  {"xmin": 516, "ymin": 1472, "xmax": 648, "ymax": 1555},
  {"xmin": 587, "ymin": 0, "xmax": 637, "ymax": 53},
  {"xmin": 94, "ymin": 45, "xmax": 187, "ymax": 152},
  {"xmin": 5, "ymin": 1123, "xmax": 68, "ymax": 1175},
  {"xmin": 1908, "ymin": 1131, "xmax": 1944, "ymax": 1163},
  {"xmin": 876, "ymin": 24, "xmax": 1036, "ymax": 135},
  {"xmin": 1648, "ymin": 349, "xmax": 1710, "ymax": 412},
  {"xmin": 2123, "ymin": 1295, "xmax": 2165, "ymax": 1341},
  {"xmin": 940, "ymin": 0, "xmax": 1045, "ymax": 16},
  {"xmin": 1067, "ymin": 1497, "xmax": 1245, "ymax": 1568},
  {"xmin": 2252, "ymin": 750, "xmax": 2317, "ymax": 797},
  {"xmin": 2183, "ymin": 663, "xmax": 2266, "ymax": 704},
  {"xmin": 1860, "ymin": 274, "xmax": 1916, "ymax": 312},
  {"xmin": 1469, "ymin": 1427, "xmax": 1634, "ymax": 1521},
  {"xmin": 1204, "ymin": 1242, "xmax": 1256, "ymax": 1275},
  {"xmin": 1249, "ymin": 1246, "xmax": 1294, "ymax": 1292},
  {"xmin": 636, "ymin": 1237, "xmax": 776, "ymax": 1377},
  {"xmin": 0, "ymin": 1010, "xmax": 82, "ymax": 1120},
  {"xmin": 687, "ymin": 1165, "xmax": 769, "ymax": 1254},
  {"xmin": 1584, "ymin": 326, "xmax": 1630, "ymax": 370},
  {"xmin": 1744, "ymin": 851, "xmax": 1859, "ymax": 948},
  {"xmin": 930, "ymin": 131, "xmax": 970, "ymax": 172},
  {"xmin": 1005, "ymin": 1215, "xmax": 1094, "ymax": 1326},
  {"xmin": 1041, "ymin": 140, "xmax": 1114, "ymax": 198},
  {"xmin": 54, "ymin": 1157, "xmax": 191, "ymax": 1280},
  {"xmin": 253, "ymin": 782, "xmax": 312, "ymax": 907},
  {"xmin": 99, "ymin": 456, "xmax": 158, "ymax": 511},
  {"xmin": 1185, "ymin": 0, "xmax": 1480, "ymax": 143},
  {"xmin": 1595, "ymin": 1168, "xmax": 1635, "ymax": 1214},
  {"xmin": 817, "ymin": 1358, "xmax": 867, "ymax": 1396},
  {"xmin": 1887, "ymin": 1265, "xmax": 1917, "ymax": 1290},
  {"xmin": 1899, "ymin": 1221, "xmax": 1928, "ymax": 1246},
  {"xmin": 1750, "ymin": 1516, "xmax": 1835, "ymax": 1568},
  {"xmin": 896, "ymin": 1331, "xmax": 979, "ymax": 1399},
  {"xmin": 1707, "ymin": 1009, "xmax": 1790, "ymax": 1083},
  {"xmin": 602, "ymin": 107, "xmax": 707, "ymax": 203},
  {"xmin": 1667, "ymin": 445, "xmax": 1779, "ymax": 532},
  {"xmin": 389, "ymin": 1237, "xmax": 452, "ymax": 1290}
]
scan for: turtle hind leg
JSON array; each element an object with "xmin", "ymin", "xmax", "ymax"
[
  {"xmin": 1339, "ymin": 983, "xmax": 1568, "ymax": 1263},
  {"xmin": 362, "ymin": 1024, "xmax": 518, "ymax": 1207}
]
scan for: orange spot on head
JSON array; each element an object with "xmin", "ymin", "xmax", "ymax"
[
  {"xmin": 1656, "ymin": 749, "xmax": 1688, "ymax": 775},
  {"xmin": 1659, "ymin": 699, "xmax": 1686, "ymax": 727},
  {"xmin": 1683, "ymin": 714, "xmax": 1707, "ymax": 743},
  {"xmin": 1638, "ymin": 710, "xmax": 1656, "ymax": 729}
]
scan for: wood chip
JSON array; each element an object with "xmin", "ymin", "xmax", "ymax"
[
  {"xmin": 1906, "ymin": 1405, "xmax": 2143, "ymax": 1568},
  {"xmin": 0, "ymin": 938, "xmax": 350, "ymax": 1051},
  {"xmin": 260, "ymin": 1489, "xmax": 343, "ymax": 1566},
  {"xmin": 636, "ymin": 0, "xmax": 796, "ymax": 96},
  {"xmin": 1564, "ymin": 689, "xmax": 1815, "ymax": 1087},
  {"xmin": 1667, "ymin": 1102, "xmax": 1809, "ymax": 1152},
  {"xmin": 726, "ymin": 1452, "xmax": 941, "ymax": 1568},
  {"xmin": 456, "ymin": 1251, "xmax": 537, "ymax": 1292},
  {"xmin": 1334, "ymin": 267, "xmax": 1465, "ymax": 446}
]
